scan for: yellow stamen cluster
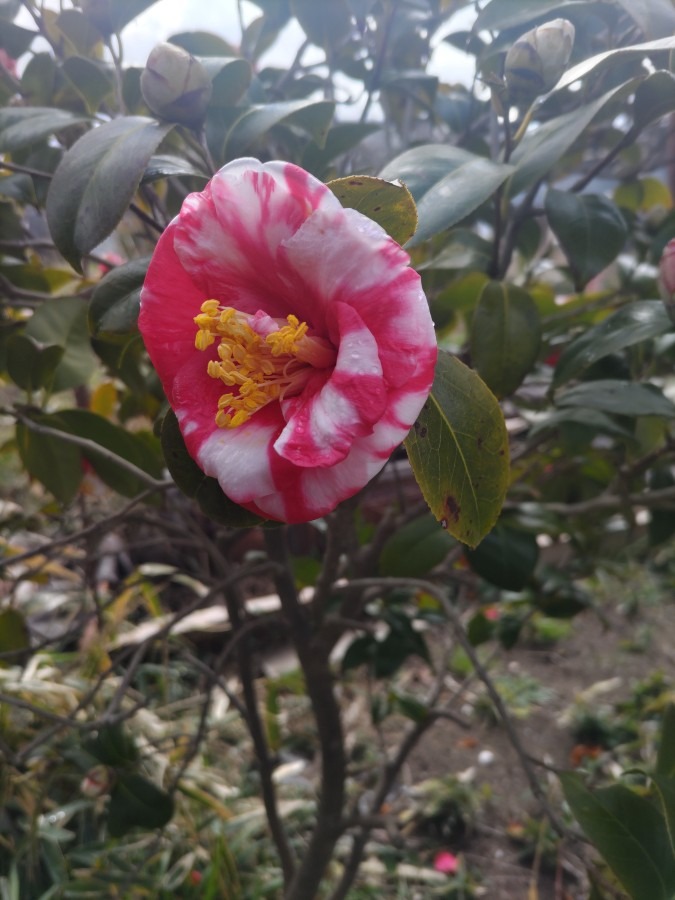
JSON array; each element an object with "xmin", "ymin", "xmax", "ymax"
[{"xmin": 194, "ymin": 301, "xmax": 315, "ymax": 428}]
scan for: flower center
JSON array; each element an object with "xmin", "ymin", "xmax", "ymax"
[{"xmin": 194, "ymin": 300, "xmax": 335, "ymax": 428}]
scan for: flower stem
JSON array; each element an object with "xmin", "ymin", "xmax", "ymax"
[{"xmin": 264, "ymin": 527, "xmax": 346, "ymax": 900}]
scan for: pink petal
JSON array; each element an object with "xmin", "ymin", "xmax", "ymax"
[{"xmin": 433, "ymin": 850, "xmax": 459, "ymax": 875}]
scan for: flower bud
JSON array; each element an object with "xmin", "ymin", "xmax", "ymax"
[
  {"xmin": 505, "ymin": 18, "xmax": 575, "ymax": 103},
  {"xmin": 80, "ymin": 764, "xmax": 113, "ymax": 798},
  {"xmin": 140, "ymin": 43, "xmax": 212, "ymax": 128},
  {"xmin": 659, "ymin": 238, "xmax": 675, "ymax": 323}
]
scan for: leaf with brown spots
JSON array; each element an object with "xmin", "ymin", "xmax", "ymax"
[
  {"xmin": 327, "ymin": 174, "xmax": 417, "ymax": 246},
  {"xmin": 404, "ymin": 351, "xmax": 510, "ymax": 548}
]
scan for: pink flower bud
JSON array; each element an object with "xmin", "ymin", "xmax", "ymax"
[
  {"xmin": 433, "ymin": 850, "xmax": 459, "ymax": 875},
  {"xmin": 80, "ymin": 765, "xmax": 113, "ymax": 798}
]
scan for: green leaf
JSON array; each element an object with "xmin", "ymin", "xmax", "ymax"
[
  {"xmin": 169, "ymin": 31, "xmax": 239, "ymax": 57},
  {"xmin": 553, "ymin": 301, "xmax": 672, "ymax": 388},
  {"xmin": 224, "ymin": 100, "xmax": 335, "ymax": 157},
  {"xmin": 474, "ymin": 0, "xmax": 579, "ymax": 32},
  {"xmin": 651, "ymin": 774, "xmax": 675, "ymax": 858},
  {"xmin": 465, "ymin": 524, "xmax": 539, "ymax": 592},
  {"xmin": 557, "ymin": 380, "xmax": 675, "ymax": 418},
  {"xmin": 302, "ymin": 122, "xmax": 380, "ymax": 178},
  {"xmin": 84, "ymin": 724, "xmax": 139, "ymax": 767},
  {"xmin": 615, "ymin": 0, "xmax": 675, "ymax": 38},
  {"xmin": 509, "ymin": 81, "xmax": 634, "ymax": 196},
  {"xmin": 529, "ymin": 407, "xmax": 636, "ymax": 441},
  {"xmin": 379, "ymin": 513, "xmax": 455, "ymax": 578},
  {"xmin": 404, "ymin": 351, "xmax": 510, "ymax": 548},
  {"xmin": 291, "ymin": 0, "xmax": 351, "ymax": 49},
  {"xmin": 141, "ymin": 154, "xmax": 208, "ymax": 184},
  {"xmin": 160, "ymin": 410, "xmax": 265, "ymax": 528},
  {"xmin": 470, "ymin": 281, "xmax": 541, "ymax": 398},
  {"xmin": 199, "ymin": 57, "xmax": 252, "ymax": 107},
  {"xmin": 62, "ymin": 57, "xmax": 114, "ymax": 114},
  {"xmin": 89, "ymin": 257, "xmax": 150, "ymax": 339},
  {"xmin": 0, "ymin": 609, "xmax": 30, "ymax": 665},
  {"xmin": 634, "ymin": 71, "xmax": 675, "ymax": 132},
  {"xmin": 561, "ymin": 773, "xmax": 675, "ymax": 900},
  {"xmin": 54, "ymin": 409, "xmax": 163, "ymax": 497},
  {"xmin": 545, "ymin": 189, "xmax": 627, "ymax": 289},
  {"xmin": 108, "ymin": 773, "xmax": 173, "ymax": 838},
  {"xmin": 657, "ymin": 705, "xmax": 675, "ymax": 778},
  {"xmin": 5, "ymin": 335, "xmax": 64, "ymax": 393},
  {"xmin": 0, "ymin": 107, "xmax": 90, "ymax": 153},
  {"xmin": 46, "ymin": 116, "xmax": 173, "ymax": 272},
  {"xmin": 555, "ymin": 37, "xmax": 675, "ymax": 93},
  {"xmin": 327, "ymin": 175, "xmax": 417, "ymax": 246},
  {"xmin": 24, "ymin": 297, "xmax": 98, "ymax": 391},
  {"xmin": 380, "ymin": 145, "xmax": 514, "ymax": 246},
  {"xmin": 16, "ymin": 415, "xmax": 83, "ymax": 505},
  {"xmin": 0, "ymin": 21, "xmax": 36, "ymax": 57}
]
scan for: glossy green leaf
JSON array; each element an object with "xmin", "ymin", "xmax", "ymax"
[
  {"xmin": 161, "ymin": 410, "xmax": 265, "ymax": 528},
  {"xmin": 509, "ymin": 81, "xmax": 634, "ymax": 196},
  {"xmin": 89, "ymin": 256, "xmax": 150, "ymax": 339},
  {"xmin": 555, "ymin": 37, "xmax": 675, "ymax": 93},
  {"xmin": 200, "ymin": 57, "xmax": 252, "ymax": 107},
  {"xmin": 474, "ymin": 0, "xmax": 579, "ymax": 32},
  {"xmin": 615, "ymin": 0, "xmax": 675, "ymax": 38},
  {"xmin": 404, "ymin": 351, "xmax": 510, "ymax": 548},
  {"xmin": 46, "ymin": 116, "xmax": 173, "ymax": 272},
  {"xmin": 633, "ymin": 71, "xmax": 675, "ymax": 132},
  {"xmin": 546, "ymin": 189, "xmax": 627, "ymax": 289},
  {"xmin": 0, "ymin": 21, "xmax": 36, "ymax": 57},
  {"xmin": 108, "ymin": 773, "xmax": 174, "ymax": 838},
  {"xmin": 558, "ymin": 380, "xmax": 675, "ymax": 418},
  {"xmin": 379, "ymin": 513, "xmax": 455, "ymax": 578},
  {"xmin": 553, "ymin": 301, "xmax": 672, "ymax": 387},
  {"xmin": 169, "ymin": 31, "xmax": 239, "ymax": 57},
  {"xmin": 0, "ymin": 609, "xmax": 30, "ymax": 664},
  {"xmin": 225, "ymin": 100, "xmax": 335, "ymax": 157},
  {"xmin": 5, "ymin": 335, "xmax": 63, "ymax": 393},
  {"xmin": 529, "ymin": 407, "xmax": 635, "ymax": 441},
  {"xmin": 302, "ymin": 122, "xmax": 379, "ymax": 178},
  {"xmin": 54, "ymin": 9, "xmax": 103, "ymax": 54},
  {"xmin": 84, "ymin": 724, "xmax": 139, "ymax": 767},
  {"xmin": 651, "ymin": 773, "xmax": 675, "ymax": 857},
  {"xmin": 561, "ymin": 773, "xmax": 675, "ymax": 900},
  {"xmin": 465, "ymin": 524, "xmax": 539, "ymax": 592},
  {"xmin": 327, "ymin": 175, "xmax": 417, "ymax": 246},
  {"xmin": 0, "ymin": 107, "xmax": 90, "ymax": 153},
  {"xmin": 16, "ymin": 415, "xmax": 83, "ymax": 505},
  {"xmin": 657, "ymin": 705, "xmax": 675, "ymax": 778},
  {"xmin": 21, "ymin": 53, "xmax": 57, "ymax": 107},
  {"xmin": 470, "ymin": 281, "xmax": 542, "ymax": 398},
  {"xmin": 380, "ymin": 145, "xmax": 513, "ymax": 246},
  {"xmin": 25, "ymin": 297, "xmax": 98, "ymax": 391},
  {"xmin": 81, "ymin": 0, "xmax": 161, "ymax": 35},
  {"xmin": 62, "ymin": 57, "xmax": 114, "ymax": 113},
  {"xmin": 292, "ymin": 0, "xmax": 351, "ymax": 49},
  {"xmin": 55, "ymin": 409, "xmax": 163, "ymax": 497},
  {"xmin": 141, "ymin": 154, "xmax": 208, "ymax": 184}
]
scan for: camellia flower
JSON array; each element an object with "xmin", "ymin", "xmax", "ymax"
[{"xmin": 139, "ymin": 158, "xmax": 437, "ymax": 523}]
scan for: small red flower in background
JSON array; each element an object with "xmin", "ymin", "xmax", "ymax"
[
  {"xmin": 0, "ymin": 50, "xmax": 17, "ymax": 78},
  {"xmin": 140, "ymin": 158, "xmax": 437, "ymax": 523},
  {"xmin": 433, "ymin": 849, "xmax": 459, "ymax": 875}
]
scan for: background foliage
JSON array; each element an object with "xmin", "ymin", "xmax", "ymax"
[{"xmin": 2, "ymin": 0, "xmax": 675, "ymax": 897}]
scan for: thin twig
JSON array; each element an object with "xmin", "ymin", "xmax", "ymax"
[{"xmin": 12, "ymin": 412, "xmax": 170, "ymax": 491}]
